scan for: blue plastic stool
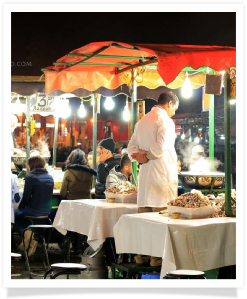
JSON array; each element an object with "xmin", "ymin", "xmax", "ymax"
[{"xmin": 141, "ymin": 273, "xmax": 160, "ymax": 279}]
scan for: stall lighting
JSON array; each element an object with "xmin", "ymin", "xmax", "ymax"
[
  {"xmin": 104, "ymin": 97, "xmax": 115, "ymax": 110},
  {"xmin": 220, "ymin": 136, "xmax": 225, "ymax": 140},
  {"xmin": 181, "ymin": 133, "xmax": 185, "ymax": 140},
  {"xmin": 91, "ymin": 118, "xmax": 94, "ymax": 123},
  {"xmin": 58, "ymin": 98, "xmax": 71, "ymax": 119},
  {"xmin": 11, "ymin": 95, "xmax": 26, "ymax": 114},
  {"xmin": 181, "ymin": 72, "xmax": 193, "ymax": 98},
  {"xmin": 78, "ymin": 101, "xmax": 86, "ymax": 118},
  {"xmin": 61, "ymin": 124, "xmax": 65, "ymax": 128},
  {"xmin": 230, "ymin": 99, "xmax": 236, "ymax": 105},
  {"xmin": 123, "ymin": 101, "xmax": 130, "ymax": 121},
  {"xmin": 189, "ymin": 137, "xmax": 192, "ymax": 142},
  {"xmin": 194, "ymin": 137, "xmax": 200, "ymax": 144}
]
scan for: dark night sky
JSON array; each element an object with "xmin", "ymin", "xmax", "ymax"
[
  {"xmin": 11, "ymin": 12, "xmax": 236, "ymax": 76},
  {"xmin": 11, "ymin": 12, "xmax": 236, "ymax": 119}
]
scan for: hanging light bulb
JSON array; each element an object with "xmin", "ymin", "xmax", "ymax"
[
  {"xmin": 12, "ymin": 94, "xmax": 26, "ymax": 113},
  {"xmin": 58, "ymin": 98, "xmax": 71, "ymax": 119},
  {"xmin": 230, "ymin": 99, "xmax": 236, "ymax": 105},
  {"xmin": 123, "ymin": 98, "xmax": 130, "ymax": 121},
  {"xmin": 78, "ymin": 101, "xmax": 86, "ymax": 118},
  {"xmin": 104, "ymin": 97, "xmax": 115, "ymax": 110},
  {"xmin": 182, "ymin": 72, "xmax": 193, "ymax": 98}
]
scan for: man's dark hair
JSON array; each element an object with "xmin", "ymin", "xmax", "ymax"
[
  {"xmin": 120, "ymin": 154, "xmax": 131, "ymax": 169},
  {"xmin": 65, "ymin": 149, "xmax": 87, "ymax": 166},
  {"xmin": 157, "ymin": 91, "xmax": 179, "ymax": 105},
  {"xmin": 28, "ymin": 155, "xmax": 46, "ymax": 171}
]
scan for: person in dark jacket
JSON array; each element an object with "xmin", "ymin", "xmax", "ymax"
[
  {"xmin": 95, "ymin": 138, "xmax": 121, "ymax": 199},
  {"xmin": 15, "ymin": 155, "xmax": 54, "ymax": 256},
  {"xmin": 60, "ymin": 149, "xmax": 97, "ymax": 200},
  {"xmin": 60, "ymin": 149, "xmax": 97, "ymax": 254}
]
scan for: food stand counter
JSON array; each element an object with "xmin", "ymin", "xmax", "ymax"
[
  {"xmin": 113, "ymin": 212, "xmax": 236, "ymax": 279},
  {"xmin": 53, "ymin": 199, "xmax": 138, "ymax": 250}
]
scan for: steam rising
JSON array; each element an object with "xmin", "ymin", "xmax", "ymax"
[{"xmin": 176, "ymin": 141, "xmax": 222, "ymax": 173}]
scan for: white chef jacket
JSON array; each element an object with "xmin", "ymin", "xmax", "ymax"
[
  {"xmin": 11, "ymin": 174, "xmax": 19, "ymax": 223},
  {"xmin": 128, "ymin": 106, "xmax": 178, "ymax": 208}
]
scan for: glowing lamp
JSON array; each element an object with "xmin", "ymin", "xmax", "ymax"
[
  {"xmin": 182, "ymin": 72, "xmax": 193, "ymax": 98},
  {"xmin": 78, "ymin": 102, "xmax": 86, "ymax": 118},
  {"xmin": 104, "ymin": 97, "xmax": 115, "ymax": 110}
]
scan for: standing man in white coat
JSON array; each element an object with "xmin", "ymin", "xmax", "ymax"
[{"xmin": 127, "ymin": 91, "xmax": 179, "ymax": 266}]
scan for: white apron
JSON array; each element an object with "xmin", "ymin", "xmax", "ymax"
[{"xmin": 128, "ymin": 106, "xmax": 178, "ymax": 208}]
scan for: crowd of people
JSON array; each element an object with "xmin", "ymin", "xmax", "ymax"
[
  {"xmin": 12, "ymin": 91, "xmax": 221, "ymax": 267},
  {"xmin": 11, "ymin": 135, "xmax": 131, "ymax": 257}
]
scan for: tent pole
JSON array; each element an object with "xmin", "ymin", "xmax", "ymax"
[
  {"xmin": 224, "ymin": 70, "xmax": 232, "ymax": 217},
  {"xmin": 131, "ymin": 69, "xmax": 138, "ymax": 186},
  {"xmin": 26, "ymin": 96, "xmax": 30, "ymax": 174},
  {"xmin": 208, "ymin": 69, "xmax": 214, "ymax": 171},
  {"xmin": 52, "ymin": 115, "xmax": 59, "ymax": 167},
  {"xmin": 92, "ymin": 94, "xmax": 98, "ymax": 187}
]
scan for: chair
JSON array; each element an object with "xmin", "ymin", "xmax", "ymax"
[
  {"xmin": 43, "ymin": 263, "xmax": 87, "ymax": 279},
  {"xmin": 23, "ymin": 215, "xmax": 53, "ymax": 279},
  {"xmin": 111, "ymin": 262, "xmax": 161, "ymax": 279},
  {"xmin": 11, "ymin": 253, "xmax": 22, "ymax": 277}
]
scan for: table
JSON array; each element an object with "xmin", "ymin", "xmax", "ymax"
[
  {"xmin": 113, "ymin": 213, "xmax": 236, "ymax": 279},
  {"xmin": 53, "ymin": 199, "xmax": 138, "ymax": 250}
]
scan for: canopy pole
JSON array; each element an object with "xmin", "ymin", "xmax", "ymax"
[
  {"xmin": 92, "ymin": 94, "xmax": 98, "ymax": 187},
  {"xmin": 52, "ymin": 115, "xmax": 59, "ymax": 167},
  {"xmin": 26, "ymin": 96, "xmax": 30, "ymax": 174},
  {"xmin": 131, "ymin": 69, "xmax": 138, "ymax": 186},
  {"xmin": 209, "ymin": 70, "xmax": 215, "ymax": 171},
  {"xmin": 224, "ymin": 69, "xmax": 232, "ymax": 217}
]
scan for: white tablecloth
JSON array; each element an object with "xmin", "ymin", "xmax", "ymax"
[
  {"xmin": 113, "ymin": 213, "xmax": 236, "ymax": 279},
  {"xmin": 53, "ymin": 199, "xmax": 138, "ymax": 250}
]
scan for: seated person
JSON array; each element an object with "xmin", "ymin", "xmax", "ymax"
[
  {"xmin": 15, "ymin": 156, "xmax": 54, "ymax": 256},
  {"xmin": 60, "ymin": 149, "xmax": 97, "ymax": 254},
  {"xmin": 106, "ymin": 154, "xmax": 132, "ymax": 189},
  {"xmin": 87, "ymin": 151, "xmax": 100, "ymax": 169},
  {"xmin": 95, "ymin": 138, "xmax": 121, "ymax": 199},
  {"xmin": 11, "ymin": 173, "xmax": 21, "ymax": 224},
  {"xmin": 60, "ymin": 149, "xmax": 97, "ymax": 200}
]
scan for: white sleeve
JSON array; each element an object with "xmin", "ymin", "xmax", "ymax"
[
  {"xmin": 127, "ymin": 126, "xmax": 139, "ymax": 162},
  {"xmin": 149, "ymin": 116, "xmax": 168, "ymax": 158},
  {"xmin": 12, "ymin": 175, "xmax": 20, "ymax": 195}
]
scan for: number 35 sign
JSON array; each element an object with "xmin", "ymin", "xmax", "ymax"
[{"xmin": 30, "ymin": 93, "xmax": 55, "ymax": 112}]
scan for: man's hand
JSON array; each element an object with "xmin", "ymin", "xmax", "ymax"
[
  {"xmin": 99, "ymin": 149, "xmax": 112, "ymax": 162},
  {"xmin": 131, "ymin": 148, "xmax": 148, "ymax": 164}
]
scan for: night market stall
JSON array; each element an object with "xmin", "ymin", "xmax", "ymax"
[{"xmin": 37, "ymin": 42, "xmax": 237, "ymax": 279}]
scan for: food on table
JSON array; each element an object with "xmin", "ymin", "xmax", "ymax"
[
  {"xmin": 107, "ymin": 198, "xmax": 115, "ymax": 203},
  {"xmin": 167, "ymin": 189, "xmax": 213, "ymax": 208},
  {"xmin": 159, "ymin": 210, "xmax": 168, "ymax": 214},
  {"xmin": 172, "ymin": 212, "xmax": 181, "ymax": 219},
  {"xmin": 54, "ymin": 181, "xmax": 62, "ymax": 190},
  {"xmin": 105, "ymin": 181, "xmax": 137, "ymax": 194},
  {"xmin": 208, "ymin": 206, "xmax": 226, "ymax": 218}
]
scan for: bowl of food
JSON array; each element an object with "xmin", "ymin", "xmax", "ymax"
[
  {"xmin": 172, "ymin": 212, "xmax": 181, "ymax": 219},
  {"xmin": 178, "ymin": 172, "xmax": 225, "ymax": 189},
  {"xmin": 107, "ymin": 198, "xmax": 115, "ymax": 203}
]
